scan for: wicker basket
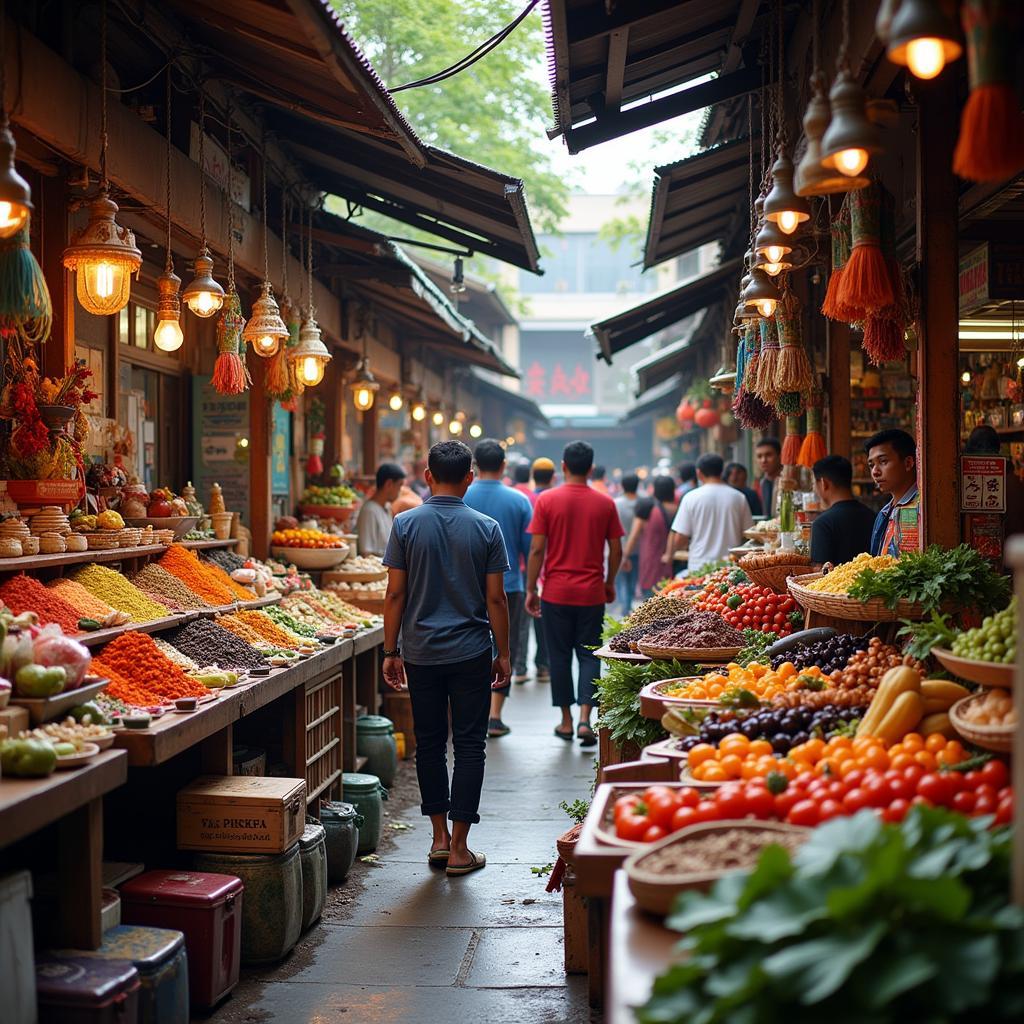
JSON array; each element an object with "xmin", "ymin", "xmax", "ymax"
[
  {"xmin": 739, "ymin": 554, "xmax": 814, "ymax": 593},
  {"xmin": 556, "ymin": 822, "xmax": 583, "ymax": 864},
  {"xmin": 787, "ymin": 572, "xmax": 936, "ymax": 622},
  {"xmin": 636, "ymin": 642, "xmax": 742, "ymax": 662},
  {"xmin": 119, "ymin": 527, "xmax": 143, "ymax": 547},
  {"xmin": 949, "ymin": 694, "xmax": 1013, "ymax": 753},
  {"xmin": 85, "ymin": 532, "xmax": 121, "ymax": 550}
]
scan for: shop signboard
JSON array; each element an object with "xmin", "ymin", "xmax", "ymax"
[
  {"xmin": 958, "ymin": 244, "xmax": 989, "ymax": 314},
  {"xmin": 965, "ymin": 512, "xmax": 1004, "ymax": 565},
  {"xmin": 959, "ymin": 243, "xmax": 1024, "ymax": 315},
  {"xmin": 192, "ymin": 376, "xmax": 250, "ymax": 523},
  {"xmin": 960, "ymin": 455, "xmax": 1006, "ymax": 512},
  {"xmin": 271, "ymin": 404, "xmax": 291, "ymax": 496}
]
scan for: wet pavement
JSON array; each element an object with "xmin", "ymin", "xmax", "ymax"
[{"xmin": 208, "ymin": 674, "xmax": 598, "ymax": 1024}]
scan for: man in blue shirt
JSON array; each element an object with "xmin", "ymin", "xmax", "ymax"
[
  {"xmin": 464, "ymin": 438, "xmax": 533, "ymax": 738},
  {"xmin": 382, "ymin": 440, "xmax": 510, "ymax": 877}
]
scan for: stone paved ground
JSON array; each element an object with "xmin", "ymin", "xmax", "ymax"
[{"xmin": 208, "ymin": 674, "xmax": 599, "ymax": 1024}]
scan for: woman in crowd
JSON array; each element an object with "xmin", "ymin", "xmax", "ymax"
[{"xmin": 621, "ymin": 474, "xmax": 679, "ymax": 599}]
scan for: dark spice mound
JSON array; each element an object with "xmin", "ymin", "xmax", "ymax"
[
  {"xmin": 166, "ymin": 617, "xmax": 267, "ymax": 671},
  {"xmin": 609, "ymin": 616, "xmax": 693, "ymax": 653},
  {"xmin": 204, "ymin": 549, "xmax": 247, "ymax": 573},
  {"xmin": 644, "ymin": 611, "xmax": 744, "ymax": 650}
]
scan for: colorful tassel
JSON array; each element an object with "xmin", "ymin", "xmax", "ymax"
[
  {"xmin": 754, "ymin": 318, "xmax": 782, "ymax": 407},
  {"xmin": 836, "ymin": 183, "xmax": 894, "ymax": 316},
  {"xmin": 798, "ymin": 403, "xmax": 827, "ymax": 468},
  {"xmin": 0, "ymin": 222, "xmax": 52, "ymax": 345},
  {"xmin": 732, "ymin": 390, "xmax": 776, "ymax": 430},
  {"xmin": 774, "ymin": 290, "xmax": 813, "ymax": 395},
  {"xmin": 781, "ymin": 414, "xmax": 803, "ymax": 466},
  {"xmin": 953, "ymin": 0, "xmax": 1024, "ymax": 182},
  {"xmin": 212, "ymin": 291, "xmax": 251, "ymax": 396},
  {"xmin": 822, "ymin": 199, "xmax": 853, "ymax": 321},
  {"xmin": 734, "ymin": 329, "xmax": 747, "ymax": 395}
]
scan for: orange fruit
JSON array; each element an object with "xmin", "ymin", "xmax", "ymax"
[
  {"xmin": 719, "ymin": 734, "xmax": 751, "ymax": 755},
  {"xmin": 902, "ymin": 733, "xmax": 924, "ymax": 752},
  {"xmin": 890, "ymin": 752, "xmax": 915, "ymax": 771},
  {"xmin": 860, "ymin": 745, "xmax": 889, "ymax": 771},
  {"xmin": 698, "ymin": 763, "xmax": 729, "ymax": 782},
  {"xmin": 719, "ymin": 754, "xmax": 744, "ymax": 778},
  {"xmin": 925, "ymin": 733, "xmax": 947, "ymax": 753},
  {"xmin": 914, "ymin": 750, "xmax": 937, "ymax": 770},
  {"xmin": 687, "ymin": 744, "xmax": 717, "ymax": 769},
  {"xmin": 748, "ymin": 739, "xmax": 774, "ymax": 759}
]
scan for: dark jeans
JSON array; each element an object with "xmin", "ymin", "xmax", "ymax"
[
  {"xmin": 509, "ymin": 591, "xmax": 527, "ymax": 679},
  {"xmin": 405, "ymin": 651, "xmax": 491, "ymax": 824},
  {"xmin": 616, "ymin": 562, "xmax": 638, "ymax": 614},
  {"xmin": 540, "ymin": 600, "xmax": 603, "ymax": 709},
  {"xmin": 534, "ymin": 615, "xmax": 548, "ymax": 671}
]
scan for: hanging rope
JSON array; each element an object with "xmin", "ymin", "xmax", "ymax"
[
  {"xmin": 197, "ymin": 92, "xmax": 208, "ymax": 250},
  {"xmin": 260, "ymin": 130, "xmax": 270, "ymax": 281},
  {"xmin": 164, "ymin": 67, "xmax": 173, "ymax": 274},
  {"xmin": 99, "ymin": 0, "xmax": 109, "ymax": 188},
  {"xmin": 776, "ymin": 0, "xmax": 785, "ymax": 147}
]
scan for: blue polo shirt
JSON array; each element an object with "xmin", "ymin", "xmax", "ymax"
[
  {"xmin": 383, "ymin": 495, "xmax": 509, "ymax": 665},
  {"xmin": 463, "ymin": 480, "xmax": 532, "ymax": 593}
]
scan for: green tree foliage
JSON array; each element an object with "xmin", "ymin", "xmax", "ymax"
[{"xmin": 331, "ymin": 0, "xmax": 568, "ymax": 236}]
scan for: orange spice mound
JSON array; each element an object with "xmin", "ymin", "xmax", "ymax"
[
  {"xmin": 158, "ymin": 545, "xmax": 236, "ymax": 605},
  {"xmin": 93, "ymin": 630, "xmax": 206, "ymax": 700},
  {"xmin": 98, "ymin": 665, "xmax": 166, "ymax": 708},
  {"xmin": 199, "ymin": 555, "xmax": 255, "ymax": 601}
]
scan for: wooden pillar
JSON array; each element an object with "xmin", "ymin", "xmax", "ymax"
[
  {"xmin": 915, "ymin": 74, "xmax": 960, "ymax": 549},
  {"xmin": 248, "ymin": 358, "xmax": 272, "ymax": 559},
  {"xmin": 38, "ymin": 174, "xmax": 75, "ymax": 379},
  {"xmin": 827, "ymin": 321, "xmax": 851, "ymax": 460},
  {"xmin": 322, "ymin": 357, "xmax": 343, "ymax": 470},
  {"xmin": 362, "ymin": 405, "xmax": 378, "ymax": 475},
  {"xmin": 57, "ymin": 799, "xmax": 103, "ymax": 948}
]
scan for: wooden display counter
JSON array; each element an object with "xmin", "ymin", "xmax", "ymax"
[{"xmin": 0, "ymin": 749, "xmax": 127, "ymax": 948}]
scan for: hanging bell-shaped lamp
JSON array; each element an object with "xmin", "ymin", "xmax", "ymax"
[
  {"xmin": 820, "ymin": 68, "xmax": 883, "ymax": 178},
  {"xmin": 243, "ymin": 281, "xmax": 289, "ymax": 357},
  {"xmin": 0, "ymin": 120, "xmax": 32, "ymax": 239},
  {"xmin": 742, "ymin": 267, "xmax": 781, "ymax": 319},
  {"xmin": 154, "ymin": 268, "xmax": 184, "ymax": 352},
  {"xmin": 796, "ymin": 74, "xmax": 867, "ymax": 195},
  {"xmin": 289, "ymin": 315, "xmax": 331, "ymax": 388},
  {"xmin": 348, "ymin": 356, "xmax": 378, "ymax": 409},
  {"xmin": 887, "ymin": 0, "xmax": 962, "ymax": 80},
  {"xmin": 764, "ymin": 150, "xmax": 811, "ymax": 235},
  {"xmin": 754, "ymin": 216, "xmax": 794, "ymax": 265},
  {"xmin": 62, "ymin": 191, "xmax": 142, "ymax": 316},
  {"xmin": 182, "ymin": 248, "xmax": 225, "ymax": 317},
  {"xmin": 734, "ymin": 272, "xmax": 759, "ymax": 321},
  {"xmin": 410, "ymin": 394, "xmax": 427, "ymax": 422}
]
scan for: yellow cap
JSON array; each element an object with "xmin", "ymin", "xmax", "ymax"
[{"xmin": 531, "ymin": 457, "xmax": 555, "ymax": 472}]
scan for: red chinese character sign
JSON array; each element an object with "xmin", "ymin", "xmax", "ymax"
[
  {"xmin": 960, "ymin": 455, "xmax": 1006, "ymax": 512},
  {"xmin": 519, "ymin": 331, "xmax": 594, "ymax": 404}
]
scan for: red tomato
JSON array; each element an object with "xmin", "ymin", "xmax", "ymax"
[
  {"xmin": 974, "ymin": 784, "xmax": 998, "ymax": 803},
  {"xmin": 670, "ymin": 805, "xmax": 698, "ymax": 832},
  {"xmin": 817, "ymin": 798, "xmax": 844, "ymax": 821},
  {"xmin": 903, "ymin": 765, "xmax": 926, "ymax": 786},
  {"xmin": 794, "ymin": 771, "xmax": 816, "ymax": 790},
  {"xmin": 788, "ymin": 799, "xmax": 821, "ymax": 827},
  {"xmin": 677, "ymin": 787, "xmax": 701, "ymax": 809},
  {"xmin": 951, "ymin": 790, "xmax": 977, "ymax": 815},
  {"xmin": 963, "ymin": 770, "xmax": 986, "ymax": 789},
  {"xmin": 642, "ymin": 824, "xmax": 668, "ymax": 843},
  {"xmin": 743, "ymin": 787, "xmax": 776, "ymax": 820},
  {"xmin": 616, "ymin": 808, "xmax": 650, "ymax": 842},
  {"xmin": 774, "ymin": 791, "xmax": 802, "ymax": 817},
  {"xmin": 614, "ymin": 795, "xmax": 643, "ymax": 822},
  {"xmin": 882, "ymin": 799, "xmax": 910, "ymax": 823},
  {"xmin": 981, "ymin": 760, "xmax": 1009, "ymax": 790},
  {"xmin": 864, "ymin": 779, "xmax": 892, "ymax": 809},
  {"xmin": 943, "ymin": 771, "xmax": 965, "ymax": 795},
  {"xmin": 996, "ymin": 796, "xmax": 1013, "ymax": 826},
  {"xmin": 974, "ymin": 794, "xmax": 997, "ymax": 816},
  {"xmin": 843, "ymin": 769, "xmax": 865, "ymax": 789},
  {"xmin": 690, "ymin": 802, "xmax": 722, "ymax": 825},
  {"xmin": 842, "ymin": 788, "xmax": 871, "ymax": 814},
  {"xmin": 646, "ymin": 791, "xmax": 682, "ymax": 829},
  {"xmin": 715, "ymin": 787, "xmax": 749, "ymax": 819},
  {"xmin": 887, "ymin": 775, "xmax": 916, "ymax": 802},
  {"xmin": 917, "ymin": 773, "xmax": 952, "ymax": 807}
]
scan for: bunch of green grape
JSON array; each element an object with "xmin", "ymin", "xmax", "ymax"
[{"xmin": 951, "ymin": 596, "xmax": 1017, "ymax": 664}]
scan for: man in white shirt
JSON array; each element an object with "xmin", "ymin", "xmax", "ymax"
[
  {"xmin": 664, "ymin": 453, "xmax": 753, "ymax": 574},
  {"xmin": 356, "ymin": 463, "xmax": 405, "ymax": 555}
]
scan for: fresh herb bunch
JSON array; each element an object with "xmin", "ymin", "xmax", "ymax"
[
  {"xmin": 737, "ymin": 627, "xmax": 777, "ymax": 666},
  {"xmin": 896, "ymin": 610, "xmax": 958, "ymax": 661},
  {"xmin": 847, "ymin": 544, "xmax": 1011, "ymax": 615},
  {"xmin": 601, "ymin": 614, "xmax": 625, "ymax": 642},
  {"xmin": 639, "ymin": 808, "xmax": 1024, "ymax": 1024},
  {"xmin": 595, "ymin": 657, "xmax": 700, "ymax": 751}
]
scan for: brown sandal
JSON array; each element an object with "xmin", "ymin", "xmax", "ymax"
[{"xmin": 446, "ymin": 850, "xmax": 486, "ymax": 876}]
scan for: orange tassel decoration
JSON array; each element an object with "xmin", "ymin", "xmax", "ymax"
[
  {"xmin": 780, "ymin": 414, "xmax": 803, "ymax": 467},
  {"xmin": 798, "ymin": 402, "xmax": 827, "ymax": 469},
  {"xmin": 953, "ymin": 0, "xmax": 1024, "ymax": 182},
  {"xmin": 821, "ymin": 199, "xmax": 853, "ymax": 321},
  {"xmin": 836, "ymin": 183, "xmax": 894, "ymax": 317},
  {"xmin": 212, "ymin": 291, "xmax": 251, "ymax": 396}
]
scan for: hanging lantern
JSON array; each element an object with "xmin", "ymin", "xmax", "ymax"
[
  {"xmin": 289, "ymin": 316, "xmax": 330, "ymax": 387},
  {"xmin": 754, "ymin": 218, "xmax": 794, "ymax": 266},
  {"xmin": 387, "ymin": 389, "xmax": 405, "ymax": 412},
  {"xmin": 411, "ymin": 394, "xmax": 427, "ymax": 422},
  {"xmin": 468, "ymin": 423, "xmax": 483, "ymax": 438},
  {"xmin": 242, "ymin": 281, "xmax": 289, "ymax": 357},
  {"xmin": 348, "ymin": 357, "xmax": 379, "ymax": 410},
  {"xmin": 764, "ymin": 150, "xmax": 811, "ymax": 234},
  {"xmin": 887, "ymin": 0, "xmax": 962, "ymax": 80},
  {"xmin": 62, "ymin": 192, "xmax": 142, "ymax": 316},
  {"xmin": 820, "ymin": 68, "xmax": 883, "ymax": 178},
  {"xmin": 742, "ymin": 267, "xmax": 781, "ymax": 318},
  {"xmin": 796, "ymin": 74, "xmax": 867, "ymax": 195},
  {"xmin": 154, "ymin": 268, "xmax": 184, "ymax": 352},
  {"xmin": 182, "ymin": 248, "xmax": 224, "ymax": 317},
  {"xmin": 694, "ymin": 406, "xmax": 721, "ymax": 429},
  {"xmin": 431, "ymin": 409, "xmax": 445, "ymax": 427},
  {"xmin": 0, "ymin": 120, "xmax": 31, "ymax": 239},
  {"xmin": 676, "ymin": 398, "xmax": 696, "ymax": 424},
  {"xmin": 448, "ymin": 416, "xmax": 463, "ymax": 436},
  {"xmin": 709, "ymin": 365, "xmax": 736, "ymax": 394}
]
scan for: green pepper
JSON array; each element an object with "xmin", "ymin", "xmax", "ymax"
[
  {"xmin": 70, "ymin": 702, "xmax": 110, "ymax": 726},
  {"xmin": 726, "ymin": 593, "xmax": 744, "ymax": 610},
  {"xmin": 0, "ymin": 738, "xmax": 57, "ymax": 776},
  {"xmin": 78, "ymin": 618, "xmax": 102, "ymax": 632},
  {"xmin": 766, "ymin": 771, "xmax": 788, "ymax": 795},
  {"xmin": 14, "ymin": 663, "xmax": 66, "ymax": 698}
]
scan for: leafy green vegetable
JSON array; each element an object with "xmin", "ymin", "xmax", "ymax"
[
  {"xmin": 737, "ymin": 628, "xmax": 776, "ymax": 667},
  {"xmin": 601, "ymin": 614, "xmax": 625, "ymax": 642},
  {"xmin": 638, "ymin": 808, "xmax": 1024, "ymax": 1023},
  {"xmin": 847, "ymin": 545, "xmax": 1011, "ymax": 615},
  {"xmin": 897, "ymin": 610, "xmax": 958, "ymax": 661}
]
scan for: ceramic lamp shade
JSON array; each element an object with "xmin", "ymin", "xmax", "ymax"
[
  {"xmin": 243, "ymin": 280, "xmax": 289, "ymax": 357},
  {"xmin": 0, "ymin": 122, "xmax": 32, "ymax": 239},
  {"xmin": 796, "ymin": 78, "xmax": 867, "ymax": 195},
  {"xmin": 764, "ymin": 150, "xmax": 811, "ymax": 234},
  {"xmin": 887, "ymin": 0, "xmax": 962, "ymax": 80},
  {"xmin": 821, "ymin": 68, "xmax": 883, "ymax": 177},
  {"xmin": 182, "ymin": 248, "xmax": 225, "ymax": 317},
  {"xmin": 290, "ymin": 317, "xmax": 332, "ymax": 387}
]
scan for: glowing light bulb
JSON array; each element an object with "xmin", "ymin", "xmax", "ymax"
[
  {"xmin": 961, "ymin": 370, "xmax": 972, "ymax": 383},
  {"xmin": 905, "ymin": 37, "xmax": 946, "ymax": 79},
  {"xmin": 765, "ymin": 245, "xmax": 786, "ymax": 264},
  {"xmin": 505, "ymin": 436, "xmax": 516, "ymax": 446},
  {"xmin": 777, "ymin": 210, "xmax": 800, "ymax": 235},
  {"xmin": 187, "ymin": 290, "xmax": 221, "ymax": 317},
  {"xmin": 388, "ymin": 392, "xmax": 404, "ymax": 412},
  {"xmin": 1017, "ymin": 357, "xmax": 1024, "ymax": 369},
  {"xmin": 0, "ymin": 200, "xmax": 28, "ymax": 238},
  {"xmin": 411, "ymin": 402, "xmax": 426, "ymax": 422},
  {"xmin": 254, "ymin": 334, "xmax": 280, "ymax": 357},
  {"xmin": 353, "ymin": 385, "xmax": 374, "ymax": 410},
  {"xmin": 756, "ymin": 298, "xmax": 777, "ymax": 318},
  {"xmin": 762, "ymin": 262, "xmax": 783, "ymax": 277},
  {"xmin": 94, "ymin": 262, "xmax": 116, "ymax": 299},
  {"xmin": 469, "ymin": 424, "xmax": 482, "ymax": 438},
  {"xmin": 238, "ymin": 437, "xmax": 249, "ymax": 449},
  {"xmin": 300, "ymin": 356, "xmax": 326, "ymax": 387},
  {"xmin": 448, "ymin": 419, "xmax": 463, "ymax": 435},
  {"xmin": 836, "ymin": 147, "xmax": 869, "ymax": 177},
  {"xmin": 154, "ymin": 318, "xmax": 184, "ymax": 352},
  {"xmin": 432, "ymin": 411, "xmax": 445, "ymax": 427}
]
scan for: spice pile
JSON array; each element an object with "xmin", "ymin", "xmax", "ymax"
[
  {"xmin": 153, "ymin": 637, "xmax": 200, "ymax": 673},
  {"xmin": 805, "ymin": 553, "xmax": 897, "ymax": 593},
  {"xmin": 198, "ymin": 553, "xmax": 256, "ymax": 600},
  {"xmin": 609, "ymin": 618, "xmax": 690, "ymax": 654},
  {"xmin": 643, "ymin": 611, "xmax": 744, "ymax": 651},
  {"xmin": 204, "ymin": 548, "xmax": 247, "ymax": 573},
  {"xmin": 166, "ymin": 618, "xmax": 268, "ymax": 671},
  {"xmin": 46, "ymin": 578, "xmax": 116, "ymax": 622},
  {"xmin": 266, "ymin": 604, "xmax": 320, "ymax": 638},
  {"xmin": 159, "ymin": 546, "xmax": 238, "ymax": 605},
  {"xmin": 72, "ymin": 564, "xmax": 170, "ymax": 622},
  {"xmin": 635, "ymin": 825, "xmax": 808, "ymax": 878},
  {"xmin": 131, "ymin": 563, "xmax": 210, "ymax": 611},
  {"xmin": 0, "ymin": 574, "xmax": 81, "ymax": 633},
  {"xmin": 92, "ymin": 631, "xmax": 206, "ymax": 704},
  {"xmin": 627, "ymin": 595, "xmax": 694, "ymax": 627},
  {"xmin": 232, "ymin": 610, "xmax": 306, "ymax": 647}
]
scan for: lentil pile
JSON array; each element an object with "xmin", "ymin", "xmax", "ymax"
[
  {"xmin": 0, "ymin": 574, "xmax": 82, "ymax": 633},
  {"xmin": 92, "ymin": 631, "xmax": 206, "ymax": 702},
  {"xmin": 609, "ymin": 617, "xmax": 691, "ymax": 653},
  {"xmin": 166, "ymin": 618, "xmax": 268, "ymax": 671},
  {"xmin": 636, "ymin": 826, "xmax": 808, "ymax": 878},
  {"xmin": 131, "ymin": 563, "xmax": 210, "ymax": 611},
  {"xmin": 46, "ymin": 577, "xmax": 115, "ymax": 622},
  {"xmin": 643, "ymin": 610, "xmax": 744, "ymax": 650},
  {"xmin": 232, "ymin": 610, "xmax": 305, "ymax": 647},
  {"xmin": 214, "ymin": 614, "xmax": 266, "ymax": 646},
  {"xmin": 152, "ymin": 637, "xmax": 201, "ymax": 673},
  {"xmin": 159, "ymin": 546, "xmax": 236, "ymax": 605},
  {"xmin": 627, "ymin": 595, "xmax": 694, "ymax": 627},
  {"xmin": 71, "ymin": 564, "xmax": 170, "ymax": 622},
  {"xmin": 199, "ymin": 554, "xmax": 256, "ymax": 601},
  {"xmin": 204, "ymin": 548, "xmax": 246, "ymax": 573},
  {"xmin": 805, "ymin": 553, "xmax": 897, "ymax": 593}
]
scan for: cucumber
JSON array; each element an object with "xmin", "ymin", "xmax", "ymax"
[
  {"xmin": 78, "ymin": 618, "xmax": 102, "ymax": 632},
  {"xmin": 765, "ymin": 627, "xmax": 837, "ymax": 660}
]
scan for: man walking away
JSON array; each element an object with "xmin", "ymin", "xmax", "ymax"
[
  {"xmin": 754, "ymin": 438, "xmax": 782, "ymax": 518},
  {"xmin": 382, "ymin": 441, "xmax": 511, "ymax": 877},
  {"xmin": 530, "ymin": 457, "xmax": 557, "ymax": 680},
  {"xmin": 665, "ymin": 453, "xmax": 753, "ymax": 575},
  {"xmin": 614, "ymin": 473, "xmax": 640, "ymax": 614},
  {"xmin": 464, "ymin": 439, "xmax": 533, "ymax": 735},
  {"xmin": 677, "ymin": 462, "xmax": 697, "ymax": 500},
  {"xmin": 811, "ymin": 455, "xmax": 875, "ymax": 565},
  {"xmin": 526, "ymin": 441, "xmax": 623, "ymax": 747},
  {"xmin": 355, "ymin": 463, "xmax": 405, "ymax": 555},
  {"xmin": 532, "ymin": 457, "xmax": 556, "ymax": 495},
  {"xmin": 591, "ymin": 465, "xmax": 609, "ymax": 495},
  {"xmin": 511, "ymin": 462, "xmax": 538, "ymax": 507}
]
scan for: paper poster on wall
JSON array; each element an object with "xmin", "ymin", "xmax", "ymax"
[
  {"xmin": 191, "ymin": 376, "xmax": 250, "ymax": 524},
  {"xmin": 271, "ymin": 403, "xmax": 291, "ymax": 496}
]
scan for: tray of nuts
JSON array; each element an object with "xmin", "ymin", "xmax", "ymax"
[{"xmin": 23, "ymin": 717, "xmax": 116, "ymax": 751}]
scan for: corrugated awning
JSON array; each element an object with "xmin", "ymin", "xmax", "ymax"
[
  {"xmin": 590, "ymin": 258, "xmax": 742, "ymax": 362},
  {"xmin": 621, "ymin": 373, "xmax": 683, "ymax": 422},
  {"xmin": 543, "ymin": 0, "xmax": 766, "ymax": 153},
  {"xmin": 644, "ymin": 139, "xmax": 753, "ymax": 269},
  {"xmin": 632, "ymin": 339, "xmax": 697, "ymax": 394},
  {"xmin": 164, "ymin": 0, "xmax": 541, "ymax": 272}
]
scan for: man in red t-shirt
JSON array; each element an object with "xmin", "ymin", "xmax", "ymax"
[{"xmin": 526, "ymin": 441, "xmax": 623, "ymax": 746}]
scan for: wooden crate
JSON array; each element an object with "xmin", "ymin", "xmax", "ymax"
[
  {"xmin": 304, "ymin": 674, "xmax": 343, "ymax": 806},
  {"xmin": 563, "ymin": 868, "xmax": 588, "ymax": 975},
  {"xmin": 177, "ymin": 775, "xmax": 306, "ymax": 853},
  {"xmin": 383, "ymin": 691, "xmax": 415, "ymax": 759}
]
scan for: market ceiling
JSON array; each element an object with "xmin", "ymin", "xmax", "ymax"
[
  {"xmin": 590, "ymin": 257, "xmax": 742, "ymax": 362},
  {"xmin": 150, "ymin": 0, "xmax": 542, "ymax": 272},
  {"xmin": 543, "ymin": 0, "xmax": 768, "ymax": 153}
]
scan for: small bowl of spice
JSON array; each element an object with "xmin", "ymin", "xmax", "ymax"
[
  {"xmin": 121, "ymin": 713, "xmax": 152, "ymax": 730},
  {"xmin": 174, "ymin": 697, "xmax": 198, "ymax": 712}
]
